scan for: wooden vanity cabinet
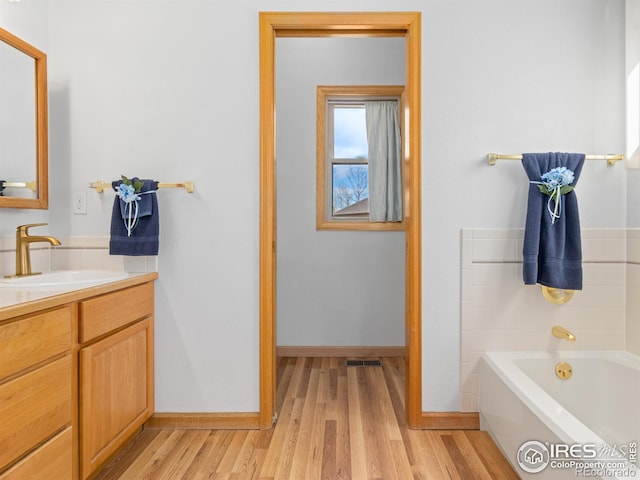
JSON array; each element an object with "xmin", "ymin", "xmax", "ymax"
[
  {"xmin": 78, "ymin": 282, "xmax": 154, "ymax": 480},
  {"xmin": 0, "ymin": 274, "xmax": 156, "ymax": 480},
  {"xmin": 0, "ymin": 306, "xmax": 74, "ymax": 479}
]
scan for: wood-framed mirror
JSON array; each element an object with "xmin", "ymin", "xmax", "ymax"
[{"xmin": 0, "ymin": 26, "xmax": 48, "ymax": 209}]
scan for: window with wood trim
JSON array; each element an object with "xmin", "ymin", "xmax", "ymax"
[{"xmin": 316, "ymin": 86, "xmax": 405, "ymax": 231}]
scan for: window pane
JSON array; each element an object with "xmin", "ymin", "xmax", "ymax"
[
  {"xmin": 333, "ymin": 107, "xmax": 367, "ymax": 159},
  {"xmin": 332, "ymin": 164, "xmax": 369, "ymax": 216}
]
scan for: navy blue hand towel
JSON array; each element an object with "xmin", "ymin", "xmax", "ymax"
[
  {"xmin": 109, "ymin": 178, "xmax": 160, "ymax": 256},
  {"xmin": 522, "ymin": 153, "xmax": 585, "ymax": 290}
]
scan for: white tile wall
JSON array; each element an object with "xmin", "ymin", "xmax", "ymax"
[
  {"xmin": 627, "ymin": 230, "xmax": 640, "ymax": 355},
  {"xmin": 0, "ymin": 235, "xmax": 157, "ymax": 278},
  {"xmin": 461, "ymin": 228, "xmax": 627, "ymax": 412}
]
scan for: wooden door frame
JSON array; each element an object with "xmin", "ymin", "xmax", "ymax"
[{"xmin": 259, "ymin": 11, "xmax": 422, "ymax": 429}]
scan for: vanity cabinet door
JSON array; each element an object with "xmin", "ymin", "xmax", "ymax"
[{"xmin": 79, "ymin": 318, "xmax": 153, "ymax": 480}]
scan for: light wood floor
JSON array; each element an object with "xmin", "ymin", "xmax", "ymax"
[{"xmin": 95, "ymin": 357, "xmax": 519, "ymax": 479}]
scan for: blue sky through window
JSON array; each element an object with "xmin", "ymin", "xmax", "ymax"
[
  {"xmin": 333, "ymin": 107, "xmax": 367, "ymax": 159},
  {"xmin": 332, "ymin": 106, "xmax": 369, "ymax": 214}
]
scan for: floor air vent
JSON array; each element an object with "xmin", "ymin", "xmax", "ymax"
[{"xmin": 346, "ymin": 359, "xmax": 382, "ymax": 367}]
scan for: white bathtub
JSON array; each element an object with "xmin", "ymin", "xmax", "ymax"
[{"xmin": 480, "ymin": 351, "xmax": 640, "ymax": 479}]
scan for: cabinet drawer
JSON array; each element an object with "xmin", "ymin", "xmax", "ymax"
[
  {"xmin": 0, "ymin": 306, "xmax": 72, "ymax": 381},
  {"xmin": 0, "ymin": 355, "xmax": 72, "ymax": 470},
  {"xmin": 0, "ymin": 427, "xmax": 73, "ymax": 480},
  {"xmin": 79, "ymin": 281, "xmax": 153, "ymax": 342}
]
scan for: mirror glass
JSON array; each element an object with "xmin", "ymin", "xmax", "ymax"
[{"xmin": 0, "ymin": 26, "xmax": 47, "ymax": 209}]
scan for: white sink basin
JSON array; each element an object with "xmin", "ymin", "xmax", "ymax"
[{"xmin": 0, "ymin": 270, "xmax": 129, "ymax": 288}]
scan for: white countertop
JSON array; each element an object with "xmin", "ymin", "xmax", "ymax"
[{"xmin": 0, "ymin": 272, "xmax": 158, "ymax": 317}]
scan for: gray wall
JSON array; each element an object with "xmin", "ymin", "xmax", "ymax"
[
  {"xmin": 276, "ymin": 38, "xmax": 406, "ymax": 347},
  {"xmin": 627, "ymin": 0, "xmax": 640, "ymax": 226},
  {"xmin": 0, "ymin": 0, "xmax": 625, "ymax": 412}
]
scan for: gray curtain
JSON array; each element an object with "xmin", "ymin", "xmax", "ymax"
[{"xmin": 365, "ymin": 101, "xmax": 402, "ymax": 222}]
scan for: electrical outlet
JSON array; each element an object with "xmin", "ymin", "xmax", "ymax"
[{"xmin": 73, "ymin": 191, "xmax": 87, "ymax": 215}]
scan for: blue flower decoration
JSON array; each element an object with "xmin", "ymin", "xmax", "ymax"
[
  {"xmin": 115, "ymin": 175, "xmax": 143, "ymax": 204},
  {"xmin": 115, "ymin": 174, "xmax": 144, "ymax": 236},
  {"xmin": 540, "ymin": 167, "xmax": 575, "ymax": 191},
  {"xmin": 115, "ymin": 183, "xmax": 141, "ymax": 204},
  {"xmin": 531, "ymin": 167, "xmax": 576, "ymax": 224}
]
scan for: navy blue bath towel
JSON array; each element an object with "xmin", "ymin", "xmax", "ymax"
[
  {"xmin": 109, "ymin": 178, "xmax": 159, "ymax": 256},
  {"xmin": 522, "ymin": 153, "xmax": 585, "ymax": 290}
]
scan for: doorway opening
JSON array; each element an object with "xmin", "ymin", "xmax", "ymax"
[{"xmin": 259, "ymin": 12, "xmax": 422, "ymax": 429}]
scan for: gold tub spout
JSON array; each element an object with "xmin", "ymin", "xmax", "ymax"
[{"xmin": 552, "ymin": 325, "xmax": 576, "ymax": 342}]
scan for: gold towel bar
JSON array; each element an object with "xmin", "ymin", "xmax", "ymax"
[
  {"xmin": 0, "ymin": 180, "xmax": 37, "ymax": 192},
  {"xmin": 487, "ymin": 153, "xmax": 625, "ymax": 166},
  {"xmin": 89, "ymin": 180, "xmax": 195, "ymax": 193}
]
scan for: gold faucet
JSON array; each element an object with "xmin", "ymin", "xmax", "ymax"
[
  {"xmin": 6, "ymin": 223, "xmax": 61, "ymax": 278},
  {"xmin": 552, "ymin": 325, "xmax": 576, "ymax": 342}
]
